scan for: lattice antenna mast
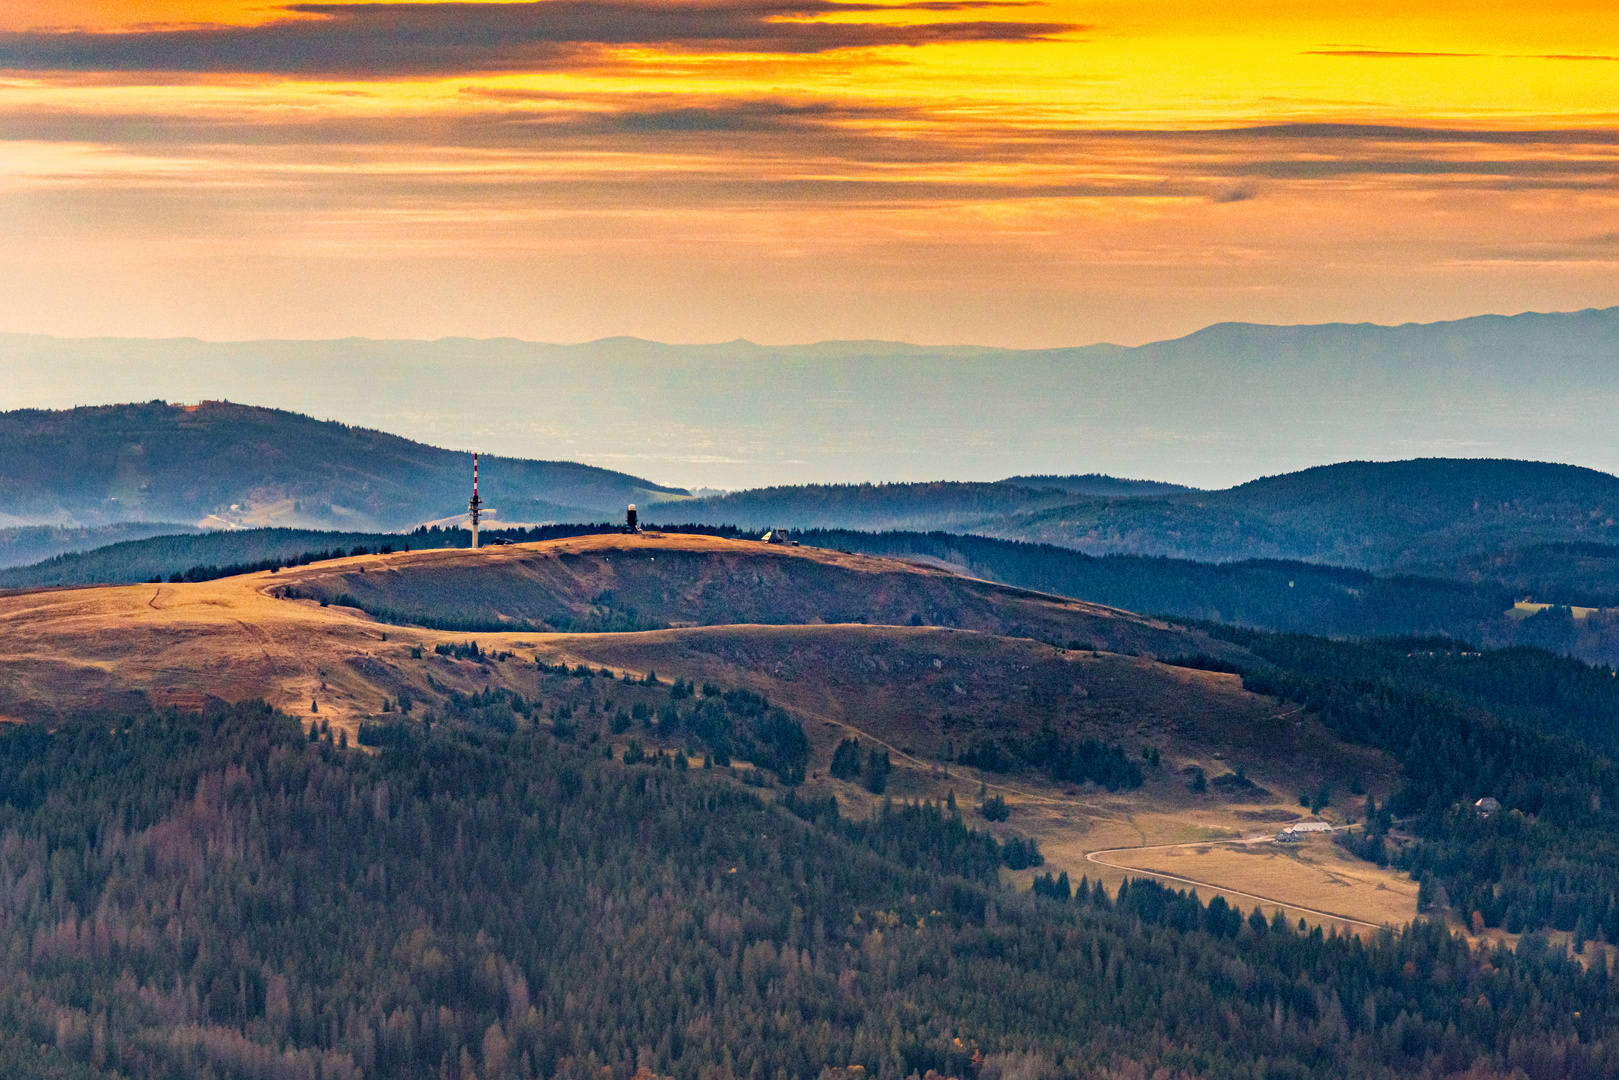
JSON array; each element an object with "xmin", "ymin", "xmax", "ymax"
[{"xmin": 468, "ymin": 452, "xmax": 483, "ymax": 550}]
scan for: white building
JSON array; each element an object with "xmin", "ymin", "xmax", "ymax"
[{"xmin": 1278, "ymin": 821, "xmax": 1332, "ymax": 841}]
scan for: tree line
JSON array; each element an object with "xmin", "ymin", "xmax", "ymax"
[
  {"xmin": 1, "ymin": 703, "xmax": 1618, "ymax": 1080},
  {"xmin": 791, "ymin": 529, "xmax": 1619, "ymax": 665},
  {"xmin": 1183, "ymin": 626, "xmax": 1619, "ymax": 939}
]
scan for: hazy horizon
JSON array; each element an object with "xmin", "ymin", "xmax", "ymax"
[
  {"xmin": 6, "ymin": 304, "xmax": 1617, "ymax": 493},
  {"xmin": 6, "ymin": 300, "xmax": 1615, "ymax": 352}
]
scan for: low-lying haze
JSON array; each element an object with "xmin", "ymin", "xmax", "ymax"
[{"xmin": 4, "ymin": 305, "xmax": 1615, "ymax": 491}]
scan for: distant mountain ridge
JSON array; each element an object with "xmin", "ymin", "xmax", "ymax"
[
  {"xmin": 653, "ymin": 474, "xmax": 1189, "ymax": 534},
  {"xmin": 0, "ymin": 401, "xmax": 688, "ymax": 535},
  {"xmin": 7, "ymin": 407, "xmax": 1618, "ymax": 589},
  {"xmin": 5, "ymin": 305, "xmax": 1617, "ymax": 490}
]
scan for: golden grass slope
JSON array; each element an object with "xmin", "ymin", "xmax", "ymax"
[
  {"xmin": 0, "ymin": 532, "xmax": 1414, "ymax": 930},
  {"xmin": 273, "ymin": 532, "xmax": 1227, "ymax": 655},
  {"xmin": 0, "ymin": 533, "xmax": 1230, "ymax": 724}
]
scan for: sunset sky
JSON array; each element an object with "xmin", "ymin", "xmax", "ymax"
[{"xmin": 0, "ymin": 0, "xmax": 1615, "ymax": 346}]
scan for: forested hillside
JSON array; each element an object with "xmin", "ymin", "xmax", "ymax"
[
  {"xmin": 0, "ymin": 527, "xmax": 414, "ymax": 588},
  {"xmin": 0, "ymin": 522, "xmax": 198, "ymax": 570},
  {"xmin": 1435, "ymin": 541, "xmax": 1619, "ymax": 608},
  {"xmin": 0, "ymin": 402, "xmax": 688, "ymax": 531},
  {"xmin": 996, "ymin": 474, "xmax": 1193, "ymax": 497},
  {"xmin": 673, "ymin": 460, "xmax": 1619, "ymax": 582},
  {"xmin": 794, "ymin": 529, "xmax": 1619, "ymax": 666},
  {"xmin": 1, "ymin": 701, "xmax": 1616, "ymax": 1080},
  {"xmin": 1178, "ymin": 627, "xmax": 1619, "ymax": 941},
  {"xmin": 982, "ymin": 459, "xmax": 1619, "ymax": 570},
  {"xmin": 670, "ymin": 482, "xmax": 1074, "ymax": 533}
]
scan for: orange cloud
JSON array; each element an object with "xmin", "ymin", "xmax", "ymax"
[{"xmin": 0, "ymin": 1, "xmax": 1614, "ymax": 343}]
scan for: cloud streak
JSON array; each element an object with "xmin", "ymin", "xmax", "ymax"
[
  {"xmin": 1304, "ymin": 49, "xmax": 1484, "ymax": 58},
  {"xmin": 3, "ymin": 99, "xmax": 1613, "ymax": 208},
  {"xmin": 0, "ymin": 3, "xmax": 1614, "ymax": 346},
  {"xmin": 0, "ymin": 0, "xmax": 1081, "ymax": 76},
  {"xmin": 1304, "ymin": 48, "xmax": 1619, "ymax": 62}
]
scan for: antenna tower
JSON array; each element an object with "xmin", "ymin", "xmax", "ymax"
[{"xmin": 468, "ymin": 452, "xmax": 482, "ymax": 549}]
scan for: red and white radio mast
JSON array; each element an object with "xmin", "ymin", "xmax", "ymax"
[{"xmin": 468, "ymin": 452, "xmax": 483, "ymax": 549}]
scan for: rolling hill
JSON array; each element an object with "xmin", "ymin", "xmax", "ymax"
[
  {"xmin": 0, "ymin": 520, "xmax": 199, "ymax": 570},
  {"xmin": 0, "ymin": 400, "xmax": 689, "ymax": 532},
  {"xmin": 7, "ymin": 506, "xmax": 1618, "ymax": 666},
  {"xmin": 262, "ymin": 532, "xmax": 1230, "ymax": 655},
  {"xmin": 5, "ymin": 493, "xmax": 1619, "ymax": 1078},
  {"xmin": 668, "ymin": 459, "xmax": 1619, "ymax": 582},
  {"xmin": 0, "ymin": 532, "xmax": 1245, "ymax": 721},
  {"xmin": 10, "ymin": 530, "xmax": 1619, "ymax": 949},
  {"xmin": 998, "ymin": 473, "xmax": 1195, "ymax": 497},
  {"xmin": 982, "ymin": 458, "xmax": 1619, "ymax": 571},
  {"xmin": 0, "ymin": 532, "xmax": 1407, "ymax": 938}
]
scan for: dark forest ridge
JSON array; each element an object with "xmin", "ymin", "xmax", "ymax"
[
  {"xmin": 0, "ymin": 400, "xmax": 689, "ymax": 536},
  {"xmin": 6, "ymin": 304, "xmax": 1618, "ymax": 489},
  {"xmin": 983, "ymin": 458, "xmax": 1619, "ymax": 570},
  {"xmin": 0, "ymin": 520, "xmax": 199, "ymax": 570},
  {"xmin": 790, "ymin": 528, "xmax": 1619, "ymax": 667},
  {"xmin": 678, "ymin": 458, "xmax": 1619, "ymax": 573},
  {"xmin": 998, "ymin": 473, "xmax": 1196, "ymax": 497}
]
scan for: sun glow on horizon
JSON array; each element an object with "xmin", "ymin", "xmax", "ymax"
[{"xmin": 0, "ymin": 0, "xmax": 1614, "ymax": 345}]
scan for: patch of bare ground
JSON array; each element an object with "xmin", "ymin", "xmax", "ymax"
[{"xmin": 1091, "ymin": 833, "xmax": 1418, "ymax": 935}]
